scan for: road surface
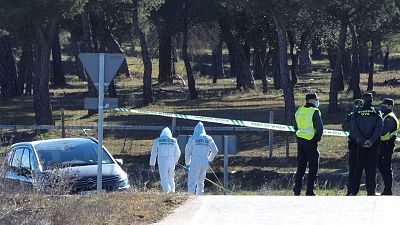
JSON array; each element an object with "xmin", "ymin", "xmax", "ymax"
[{"xmin": 156, "ymin": 195, "xmax": 400, "ymax": 225}]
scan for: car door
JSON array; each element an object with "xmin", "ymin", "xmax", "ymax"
[
  {"xmin": 5, "ymin": 147, "xmax": 33, "ymax": 190},
  {"xmin": 14, "ymin": 147, "xmax": 34, "ymax": 190},
  {"xmin": 3, "ymin": 147, "xmax": 22, "ymax": 187}
]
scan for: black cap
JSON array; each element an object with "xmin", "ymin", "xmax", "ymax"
[
  {"xmin": 306, "ymin": 93, "xmax": 318, "ymax": 101},
  {"xmin": 362, "ymin": 93, "xmax": 373, "ymax": 101},
  {"xmin": 382, "ymin": 98, "xmax": 394, "ymax": 106},
  {"xmin": 354, "ymin": 99, "xmax": 363, "ymax": 106}
]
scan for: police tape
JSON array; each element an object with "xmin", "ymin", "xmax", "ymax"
[{"xmin": 114, "ymin": 108, "xmax": 400, "ymax": 141}]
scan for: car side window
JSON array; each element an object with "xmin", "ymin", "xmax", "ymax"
[
  {"xmin": 30, "ymin": 149, "xmax": 39, "ymax": 171},
  {"xmin": 21, "ymin": 148, "xmax": 30, "ymax": 169},
  {"xmin": 11, "ymin": 148, "xmax": 24, "ymax": 169}
]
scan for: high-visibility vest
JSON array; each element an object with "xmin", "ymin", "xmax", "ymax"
[
  {"xmin": 381, "ymin": 112, "xmax": 400, "ymax": 141},
  {"xmin": 295, "ymin": 106, "xmax": 320, "ymax": 140}
]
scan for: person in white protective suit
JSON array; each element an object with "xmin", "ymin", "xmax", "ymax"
[
  {"xmin": 149, "ymin": 127, "xmax": 181, "ymax": 193},
  {"xmin": 185, "ymin": 122, "xmax": 219, "ymax": 195}
]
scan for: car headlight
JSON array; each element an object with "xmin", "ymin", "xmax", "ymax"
[{"xmin": 117, "ymin": 179, "xmax": 130, "ymax": 190}]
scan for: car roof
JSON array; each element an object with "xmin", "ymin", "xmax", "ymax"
[{"xmin": 11, "ymin": 137, "xmax": 97, "ymax": 149}]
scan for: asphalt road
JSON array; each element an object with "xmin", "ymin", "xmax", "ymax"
[{"xmin": 156, "ymin": 195, "xmax": 400, "ymax": 225}]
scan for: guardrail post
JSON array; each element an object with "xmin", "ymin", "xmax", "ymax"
[
  {"xmin": 224, "ymin": 135, "xmax": 229, "ymax": 189},
  {"xmin": 61, "ymin": 108, "xmax": 66, "ymax": 138},
  {"xmin": 172, "ymin": 117, "xmax": 177, "ymax": 137},
  {"xmin": 269, "ymin": 111, "xmax": 274, "ymax": 158}
]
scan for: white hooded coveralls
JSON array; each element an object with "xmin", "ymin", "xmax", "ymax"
[
  {"xmin": 149, "ymin": 127, "xmax": 181, "ymax": 192},
  {"xmin": 185, "ymin": 122, "xmax": 219, "ymax": 195}
]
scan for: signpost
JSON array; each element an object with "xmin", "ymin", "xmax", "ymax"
[{"xmin": 79, "ymin": 53, "xmax": 125, "ymax": 192}]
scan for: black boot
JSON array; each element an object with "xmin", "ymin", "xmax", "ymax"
[
  {"xmin": 293, "ymin": 187, "xmax": 301, "ymax": 196},
  {"xmin": 381, "ymin": 190, "xmax": 393, "ymax": 196},
  {"xmin": 305, "ymin": 190, "xmax": 317, "ymax": 196}
]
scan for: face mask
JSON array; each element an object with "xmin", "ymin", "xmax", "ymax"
[
  {"xmin": 314, "ymin": 100, "xmax": 320, "ymax": 108},
  {"xmin": 354, "ymin": 105, "xmax": 363, "ymax": 110}
]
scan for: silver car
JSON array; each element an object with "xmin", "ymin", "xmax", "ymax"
[{"xmin": 1, "ymin": 137, "xmax": 130, "ymax": 193}]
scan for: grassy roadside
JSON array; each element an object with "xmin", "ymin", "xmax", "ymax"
[{"xmin": 0, "ymin": 191, "xmax": 188, "ymax": 225}]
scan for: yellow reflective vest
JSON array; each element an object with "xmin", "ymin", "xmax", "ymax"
[
  {"xmin": 381, "ymin": 112, "xmax": 400, "ymax": 141},
  {"xmin": 295, "ymin": 106, "xmax": 321, "ymax": 140}
]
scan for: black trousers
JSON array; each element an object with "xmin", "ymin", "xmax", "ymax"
[
  {"xmin": 352, "ymin": 143, "xmax": 378, "ymax": 195},
  {"xmin": 294, "ymin": 138, "xmax": 319, "ymax": 194},
  {"xmin": 347, "ymin": 138, "xmax": 358, "ymax": 195},
  {"xmin": 377, "ymin": 141, "xmax": 395, "ymax": 193}
]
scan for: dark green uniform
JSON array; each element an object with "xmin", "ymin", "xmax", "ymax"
[
  {"xmin": 342, "ymin": 112, "xmax": 357, "ymax": 196},
  {"xmin": 351, "ymin": 103, "xmax": 383, "ymax": 195}
]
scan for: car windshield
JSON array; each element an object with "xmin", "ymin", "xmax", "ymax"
[{"xmin": 35, "ymin": 139, "xmax": 114, "ymax": 170}]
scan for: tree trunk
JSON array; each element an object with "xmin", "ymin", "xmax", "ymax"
[
  {"xmin": 359, "ymin": 39, "xmax": 369, "ymax": 73},
  {"xmin": 342, "ymin": 49, "xmax": 351, "ymax": 83},
  {"xmin": 273, "ymin": 15, "xmax": 295, "ymax": 123},
  {"xmin": 171, "ymin": 36, "xmax": 177, "ymax": 76},
  {"xmin": 272, "ymin": 46, "xmax": 281, "ymax": 90},
  {"xmin": 212, "ymin": 37, "xmax": 224, "ymax": 83},
  {"xmin": 253, "ymin": 46, "xmax": 265, "ymax": 80},
  {"xmin": 367, "ymin": 55, "xmax": 374, "ymax": 91},
  {"xmin": 32, "ymin": 20, "xmax": 57, "ymax": 125},
  {"xmin": 158, "ymin": 25, "xmax": 173, "ymax": 83},
  {"xmin": 242, "ymin": 40, "xmax": 251, "ymax": 65},
  {"xmin": 227, "ymin": 44, "xmax": 237, "ymax": 78},
  {"xmin": 327, "ymin": 46, "xmax": 336, "ymax": 69},
  {"xmin": 107, "ymin": 80, "xmax": 118, "ymax": 98},
  {"xmin": 261, "ymin": 49, "xmax": 271, "ymax": 93},
  {"xmin": 220, "ymin": 19, "xmax": 255, "ymax": 90},
  {"xmin": 287, "ymin": 30, "xmax": 297, "ymax": 85},
  {"xmin": 18, "ymin": 40, "xmax": 34, "ymax": 96},
  {"xmin": 298, "ymin": 33, "xmax": 312, "ymax": 74},
  {"xmin": 52, "ymin": 27, "xmax": 66, "ymax": 87},
  {"xmin": 91, "ymin": 17, "xmax": 100, "ymax": 53},
  {"xmin": 367, "ymin": 39, "xmax": 380, "ymax": 91},
  {"xmin": 82, "ymin": 9, "xmax": 97, "ymax": 116},
  {"xmin": 350, "ymin": 25, "xmax": 361, "ymax": 99},
  {"xmin": 337, "ymin": 60, "xmax": 345, "ymax": 92},
  {"xmin": 103, "ymin": 27, "xmax": 131, "ymax": 77},
  {"xmin": 312, "ymin": 45, "xmax": 323, "ymax": 60},
  {"xmin": 132, "ymin": 0, "xmax": 153, "ymax": 105},
  {"xmin": 70, "ymin": 30, "xmax": 87, "ymax": 81},
  {"xmin": 384, "ymin": 50, "xmax": 389, "ymax": 71},
  {"xmin": 329, "ymin": 21, "xmax": 347, "ymax": 112},
  {"xmin": 374, "ymin": 40, "xmax": 383, "ymax": 64},
  {"xmin": 0, "ymin": 35, "xmax": 20, "ymax": 98},
  {"xmin": 182, "ymin": 0, "xmax": 198, "ymax": 99}
]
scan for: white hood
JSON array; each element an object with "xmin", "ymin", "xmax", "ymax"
[
  {"xmin": 193, "ymin": 122, "xmax": 206, "ymax": 137},
  {"xmin": 160, "ymin": 127, "xmax": 173, "ymax": 138}
]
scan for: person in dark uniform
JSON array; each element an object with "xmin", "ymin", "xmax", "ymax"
[
  {"xmin": 377, "ymin": 98, "xmax": 399, "ymax": 195},
  {"xmin": 351, "ymin": 93, "xmax": 383, "ymax": 196},
  {"xmin": 293, "ymin": 93, "xmax": 324, "ymax": 196},
  {"xmin": 342, "ymin": 99, "xmax": 363, "ymax": 196}
]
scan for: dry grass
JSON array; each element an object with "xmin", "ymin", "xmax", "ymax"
[{"xmin": 0, "ymin": 190, "xmax": 188, "ymax": 225}]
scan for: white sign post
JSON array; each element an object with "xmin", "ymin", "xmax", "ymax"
[
  {"xmin": 97, "ymin": 53, "xmax": 105, "ymax": 192},
  {"xmin": 79, "ymin": 53, "xmax": 125, "ymax": 192}
]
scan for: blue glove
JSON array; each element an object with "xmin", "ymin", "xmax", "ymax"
[{"xmin": 186, "ymin": 165, "xmax": 190, "ymax": 170}]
